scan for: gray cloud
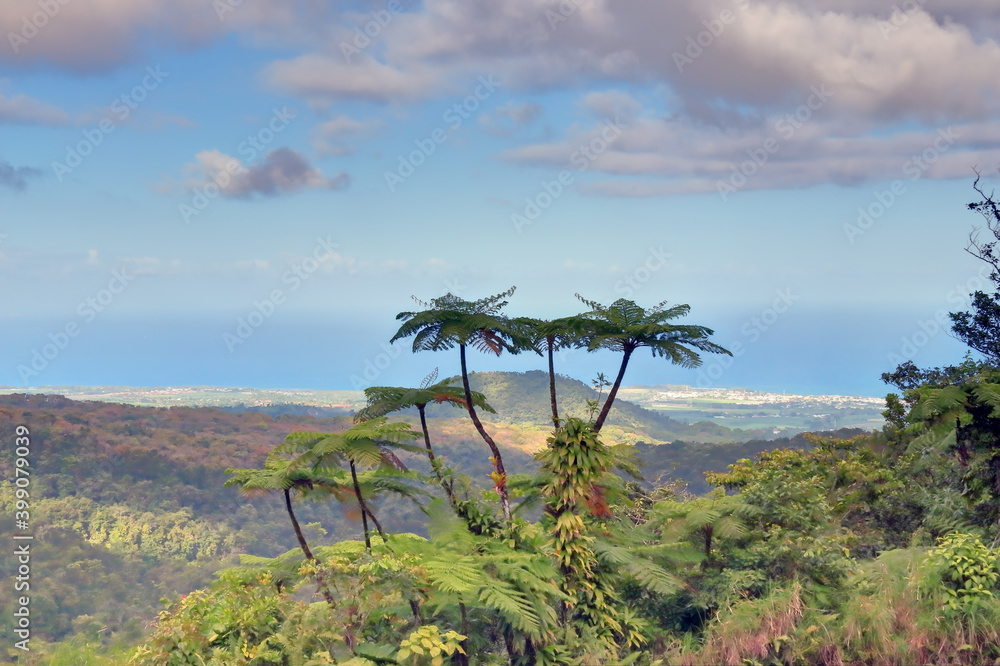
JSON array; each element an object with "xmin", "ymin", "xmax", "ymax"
[
  {"xmin": 502, "ymin": 109, "xmax": 1000, "ymax": 195},
  {"xmin": 7, "ymin": 0, "xmax": 999, "ymax": 198},
  {"xmin": 230, "ymin": 147, "xmax": 349, "ymax": 196},
  {"xmin": 0, "ymin": 0, "xmax": 338, "ymax": 73},
  {"xmin": 260, "ymin": 0, "xmax": 1000, "ymax": 124},
  {"xmin": 178, "ymin": 147, "xmax": 349, "ymax": 198},
  {"xmin": 0, "ymin": 160, "xmax": 41, "ymax": 191}
]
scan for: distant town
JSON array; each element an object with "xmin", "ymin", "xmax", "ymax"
[
  {"xmin": 617, "ymin": 385, "xmax": 885, "ymax": 433},
  {"xmin": 633, "ymin": 385, "xmax": 884, "ymax": 407}
]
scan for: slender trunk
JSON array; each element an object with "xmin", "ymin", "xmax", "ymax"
[
  {"xmin": 547, "ymin": 335, "xmax": 559, "ymax": 429},
  {"xmin": 409, "ymin": 598, "xmax": 422, "ymax": 627},
  {"xmin": 460, "ymin": 343, "xmax": 511, "ymax": 520},
  {"xmin": 593, "ymin": 347, "xmax": 633, "ymax": 433},
  {"xmin": 285, "ymin": 488, "xmax": 314, "ymax": 560},
  {"xmin": 350, "ymin": 460, "xmax": 372, "ymax": 552},
  {"xmin": 524, "ymin": 637, "xmax": 536, "ymax": 663},
  {"xmin": 994, "ymin": 455, "xmax": 1000, "ymax": 495},
  {"xmin": 957, "ymin": 418, "xmax": 970, "ymax": 468},
  {"xmin": 419, "ymin": 404, "xmax": 456, "ymax": 507},
  {"xmin": 701, "ymin": 525, "xmax": 714, "ymax": 571},
  {"xmin": 418, "ymin": 404, "xmax": 438, "ymax": 466},
  {"xmin": 456, "ymin": 603, "xmax": 470, "ymax": 666},
  {"xmin": 366, "ymin": 505, "xmax": 386, "ymax": 541},
  {"xmin": 503, "ymin": 631, "xmax": 516, "ymax": 663},
  {"xmin": 285, "ymin": 488, "xmax": 337, "ymax": 607}
]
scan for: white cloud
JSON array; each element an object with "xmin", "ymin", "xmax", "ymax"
[
  {"xmin": 478, "ymin": 101, "xmax": 542, "ymax": 136},
  {"xmin": 263, "ymin": 55, "xmax": 446, "ymax": 106},
  {"xmin": 311, "ymin": 114, "xmax": 385, "ymax": 156}
]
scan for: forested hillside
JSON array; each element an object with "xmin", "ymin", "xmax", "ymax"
[
  {"xmin": 225, "ymin": 371, "xmax": 759, "ymax": 444},
  {"xmin": 0, "ymin": 380, "xmax": 778, "ymax": 662}
]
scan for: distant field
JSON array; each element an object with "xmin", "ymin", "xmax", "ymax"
[{"xmin": 0, "ymin": 385, "xmax": 367, "ymax": 411}]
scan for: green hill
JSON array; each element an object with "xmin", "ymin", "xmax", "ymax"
[{"xmin": 438, "ymin": 370, "xmax": 764, "ymax": 443}]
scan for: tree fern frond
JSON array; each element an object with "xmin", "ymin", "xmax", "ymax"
[
  {"xmin": 425, "ymin": 556, "xmax": 483, "ymax": 595},
  {"xmin": 712, "ymin": 515, "xmax": 748, "ymax": 541},
  {"xmin": 420, "ymin": 367, "xmax": 439, "ymax": 389},
  {"xmin": 623, "ymin": 560, "xmax": 682, "ymax": 596},
  {"xmin": 478, "ymin": 577, "xmax": 541, "ymax": 635}
]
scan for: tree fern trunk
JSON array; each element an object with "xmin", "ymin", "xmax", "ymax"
[
  {"xmin": 460, "ymin": 343, "xmax": 511, "ymax": 520},
  {"xmin": 547, "ymin": 335, "xmax": 559, "ymax": 429},
  {"xmin": 285, "ymin": 488, "xmax": 337, "ymax": 607},
  {"xmin": 594, "ymin": 347, "xmax": 632, "ymax": 433},
  {"xmin": 419, "ymin": 404, "xmax": 456, "ymax": 507},
  {"xmin": 366, "ymin": 505, "xmax": 386, "ymax": 541},
  {"xmin": 418, "ymin": 404, "xmax": 438, "ymax": 467},
  {"xmin": 409, "ymin": 598, "xmax": 422, "ymax": 627},
  {"xmin": 285, "ymin": 488, "xmax": 314, "ymax": 560},
  {"xmin": 350, "ymin": 460, "xmax": 373, "ymax": 552},
  {"xmin": 456, "ymin": 602, "xmax": 470, "ymax": 666}
]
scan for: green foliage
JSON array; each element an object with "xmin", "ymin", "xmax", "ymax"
[
  {"xmin": 537, "ymin": 417, "xmax": 625, "ymax": 656},
  {"xmin": 564, "ymin": 295, "xmax": 730, "ymax": 432},
  {"xmin": 922, "ymin": 532, "xmax": 1000, "ymax": 615},
  {"xmin": 897, "ymin": 365, "xmax": 1000, "ymax": 529},
  {"xmin": 396, "ymin": 625, "xmax": 466, "ymax": 665},
  {"xmin": 948, "ymin": 173, "xmax": 1000, "ymax": 365},
  {"xmin": 391, "ymin": 287, "xmax": 529, "ymax": 355},
  {"xmin": 356, "ymin": 378, "xmax": 496, "ymax": 423},
  {"xmin": 569, "ymin": 297, "xmax": 728, "ymax": 365},
  {"xmin": 129, "ymin": 573, "xmax": 344, "ymax": 665}
]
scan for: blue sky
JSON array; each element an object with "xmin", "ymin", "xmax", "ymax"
[{"xmin": 1, "ymin": 0, "xmax": 999, "ymax": 395}]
